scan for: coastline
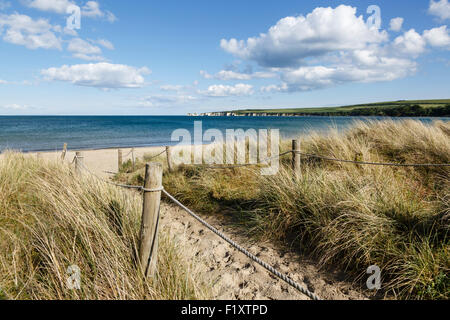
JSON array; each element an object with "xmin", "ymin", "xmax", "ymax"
[{"xmin": 2, "ymin": 145, "xmax": 166, "ymax": 178}]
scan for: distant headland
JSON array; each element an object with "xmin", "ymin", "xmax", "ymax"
[{"xmin": 191, "ymin": 99, "xmax": 450, "ymax": 117}]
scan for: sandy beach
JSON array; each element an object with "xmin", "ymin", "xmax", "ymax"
[{"xmin": 27, "ymin": 146, "xmax": 166, "ymax": 178}]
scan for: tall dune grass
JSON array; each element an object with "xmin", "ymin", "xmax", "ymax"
[
  {"xmin": 117, "ymin": 119, "xmax": 449, "ymax": 299},
  {"xmin": 0, "ymin": 152, "xmax": 208, "ymax": 300}
]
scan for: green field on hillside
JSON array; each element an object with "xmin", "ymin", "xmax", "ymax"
[{"xmin": 231, "ymin": 99, "xmax": 450, "ymax": 117}]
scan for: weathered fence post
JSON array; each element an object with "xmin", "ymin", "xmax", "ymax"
[
  {"xmin": 118, "ymin": 149, "xmax": 123, "ymax": 170},
  {"xmin": 139, "ymin": 163, "xmax": 163, "ymax": 278},
  {"xmin": 61, "ymin": 143, "xmax": 68, "ymax": 161},
  {"xmin": 75, "ymin": 151, "xmax": 83, "ymax": 175},
  {"xmin": 166, "ymin": 146, "xmax": 173, "ymax": 172},
  {"xmin": 131, "ymin": 148, "xmax": 136, "ymax": 171},
  {"xmin": 292, "ymin": 139, "xmax": 301, "ymax": 177},
  {"xmin": 268, "ymin": 129, "xmax": 272, "ymax": 156}
]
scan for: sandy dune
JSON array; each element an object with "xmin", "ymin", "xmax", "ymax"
[{"xmin": 20, "ymin": 146, "xmax": 367, "ymax": 300}]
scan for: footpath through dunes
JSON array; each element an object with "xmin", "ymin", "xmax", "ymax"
[
  {"xmin": 26, "ymin": 147, "xmax": 368, "ymax": 300},
  {"xmin": 160, "ymin": 203, "xmax": 367, "ymax": 300}
]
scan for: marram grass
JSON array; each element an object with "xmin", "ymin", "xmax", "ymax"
[
  {"xmin": 117, "ymin": 119, "xmax": 449, "ymax": 300},
  {"xmin": 0, "ymin": 152, "xmax": 209, "ymax": 300}
]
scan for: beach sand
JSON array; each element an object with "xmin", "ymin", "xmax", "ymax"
[{"xmin": 30, "ymin": 146, "xmax": 166, "ymax": 178}]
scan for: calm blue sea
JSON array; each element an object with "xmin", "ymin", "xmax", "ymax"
[{"xmin": 0, "ymin": 116, "xmax": 447, "ymax": 152}]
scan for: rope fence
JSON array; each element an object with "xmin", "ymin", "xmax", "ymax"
[
  {"xmin": 63, "ymin": 139, "xmax": 449, "ymax": 301},
  {"xmin": 128, "ymin": 144, "xmax": 450, "ymax": 169},
  {"xmin": 71, "ymin": 153, "xmax": 321, "ymax": 300},
  {"xmin": 162, "ymin": 189, "xmax": 320, "ymax": 300}
]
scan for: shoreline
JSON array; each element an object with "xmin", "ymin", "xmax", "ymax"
[
  {"xmin": 2, "ymin": 142, "xmax": 208, "ymax": 154},
  {"xmin": 6, "ymin": 145, "xmax": 167, "ymax": 178}
]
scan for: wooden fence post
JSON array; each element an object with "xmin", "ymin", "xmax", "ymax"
[
  {"xmin": 118, "ymin": 149, "xmax": 123, "ymax": 171},
  {"xmin": 131, "ymin": 148, "xmax": 135, "ymax": 171},
  {"xmin": 268, "ymin": 129, "xmax": 272, "ymax": 156},
  {"xmin": 61, "ymin": 143, "xmax": 68, "ymax": 161},
  {"xmin": 292, "ymin": 139, "xmax": 301, "ymax": 177},
  {"xmin": 166, "ymin": 146, "xmax": 173, "ymax": 172},
  {"xmin": 139, "ymin": 163, "xmax": 163, "ymax": 278},
  {"xmin": 75, "ymin": 151, "xmax": 83, "ymax": 175}
]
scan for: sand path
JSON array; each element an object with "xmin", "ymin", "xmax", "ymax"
[{"xmin": 29, "ymin": 147, "xmax": 367, "ymax": 300}]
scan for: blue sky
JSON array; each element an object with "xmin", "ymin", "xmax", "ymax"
[{"xmin": 0, "ymin": 0, "xmax": 449, "ymax": 115}]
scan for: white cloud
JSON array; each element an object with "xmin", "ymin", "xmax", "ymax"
[
  {"xmin": 41, "ymin": 63, "xmax": 151, "ymax": 88},
  {"xmin": 159, "ymin": 81, "xmax": 198, "ymax": 93},
  {"xmin": 219, "ymin": 5, "xmax": 450, "ymax": 93},
  {"xmin": 0, "ymin": 13, "xmax": 61, "ymax": 49},
  {"xmin": 389, "ymin": 17, "xmax": 404, "ymax": 32},
  {"xmin": 160, "ymin": 84, "xmax": 185, "ymax": 91},
  {"xmin": 220, "ymin": 5, "xmax": 388, "ymax": 68},
  {"xmin": 25, "ymin": 0, "xmax": 74, "ymax": 14},
  {"xmin": 278, "ymin": 56, "xmax": 417, "ymax": 92},
  {"xmin": 261, "ymin": 83, "xmax": 288, "ymax": 93},
  {"xmin": 67, "ymin": 37, "xmax": 104, "ymax": 61},
  {"xmin": 423, "ymin": 25, "xmax": 450, "ymax": 47},
  {"xmin": 82, "ymin": 1, "xmax": 116, "ymax": 22},
  {"xmin": 96, "ymin": 38, "xmax": 114, "ymax": 50},
  {"xmin": 81, "ymin": 1, "xmax": 101, "ymax": 17},
  {"xmin": 429, "ymin": 0, "xmax": 450, "ymax": 21},
  {"xmin": 0, "ymin": 79, "xmax": 8, "ymax": 84},
  {"xmin": 25, "ymin": 0, "xmax": 117, "ymax": 22},
  {"xmin": 200, "ymin": 84, "xmax": 254, "ymax": 97},
  {"xmin": 393, "ymin": 29, "xmax": 427, "ymax": 56},
  {"xmin": 200, "ymin": 70, "xmax": 275, "ymax": 81}
]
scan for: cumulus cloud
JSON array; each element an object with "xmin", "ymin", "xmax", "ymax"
[
  {"xmin": 160, "ymin": 84, "xmax": 186, "ymax": 92},
  {"xmin": 280, "ymin": 57, "xmax": 417, "ymax": 91},
  {"xmin": 159, "ymin": 81, "xmax": 198, "ymax": 93},
  {"xmin": 67, "ymin": 38, "xmax": 104, "ymax": 61},
  {"xmin": 423, "ymin": 25, "xmax": 450, "ymax": 47},
  {"xmin": 221, "ymin": 5, "xmax": 388, "ymax": 68},
  {"xmin": 0, "ymin": 13, "xmax": 61, "ymax": 49},
  {"xmin": 25, "ymin": 0, "xmax": 74, "ymax": 14},
  {"xmin": 429, "ymin": 0, "xmax": 450, "ymax": 21},
  {"xmin": 200, "ymin": 84, "xmax": 254, "ymax": 97},
  {"xmin": 200, "ymin": 70, "xmax": 275, "ymax": 81},
  {"xmin": 389, "ymin": 17, "xmax": 404, "ymax": 32},
  {"xmin": 393, "ymin": 29, "xmax": 427, "ymax": 56},
  {"xmin": 82, "ymin": 1, "xmax": 116, "ymax": 22},
  {"xmin": 96, "ymin": 38, "xmax": 114, "ymax": 50},
  {"xmin": 25, "ymin": 0, "xmax": 117, "ymax": 22},
  {"xmin": 219, "ymin": 5, "xmax": 450, "ymax": 93},
  {"xmin": 41, "ymin": 62, "xmax": 151, "ymax": 88}
]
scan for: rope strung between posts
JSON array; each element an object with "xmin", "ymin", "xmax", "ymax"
[
  {"xmin": 123, "ymin": 149, "xmax": 134, "ymax": 158},
  {"xmin": 196, "ymin": 151, "xmax": 293, "ymax": 169},
  {"xmin": 294, "ymin": 151, "xmax": 450, "ymax": 167},
  {"xmin": 194, "ymin": 150, "xmax": 450, "ymax": 169},
  {"xmin": 162, "ymin": 189, "xmax": 321, "ymax": 300},
  {"xmin": 73, "ymin": 156, "xmax": 163, "ymax": 192},
  {"xmin": 71, "ymin": 155, "xmax": 320, "ymax": 300},
  {"xmin": 146, "ymin": 149, "xmax": 167, "ymax": 161}
]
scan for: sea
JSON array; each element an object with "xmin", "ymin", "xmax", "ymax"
[{"xmin": 0, "ymin": 116, "xmax": 447, "ymax": 152}]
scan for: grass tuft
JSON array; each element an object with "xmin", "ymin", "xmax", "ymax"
[{"xmin": 0, "ymin": 152, "xmax": 209, "ymax": 300}]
